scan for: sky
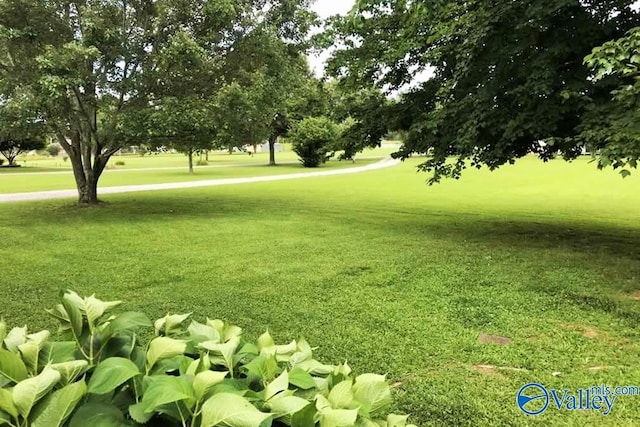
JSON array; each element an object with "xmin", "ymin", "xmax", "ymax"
[{"xmin": 308, "ymin": 0, "xmax": 356, "ymax": 77}]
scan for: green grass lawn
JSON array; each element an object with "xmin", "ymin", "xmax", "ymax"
[
  {"xmin": 2, "ymin": 146, "xmax": 396, "ymax": 172},
  {"xmin": 0, "ymin": 158, "xmax": 381, "ymax": 193},
  {"xmin": 1, "ymin": 156, "xmax": 640, "ymax": 425}
]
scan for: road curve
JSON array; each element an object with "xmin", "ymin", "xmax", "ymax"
[{"xmin": 0, "ymin": 157, "xmax": 400, "ymax": 203}]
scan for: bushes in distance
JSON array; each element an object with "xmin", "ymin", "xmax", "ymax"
[
  {"xmin": 0, "ymin": 291, "xmax": 416, "ymax": 427},
  {"xmin": 289, "ymin": 117, "xmax": 341, "ymax": 168}
]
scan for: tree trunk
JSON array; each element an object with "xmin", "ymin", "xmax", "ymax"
[
  {"xmin": 57, "ymin": 132, "xmax": 112, "ymax": 205},
  {"xmin": 268, "ymin": 135, "xmax": 277, "ymax": 166},
  {"xmin": 252, "ymin": 143, "xmax": 257, "ymax": 154},
  {"xmin": 205, "ymin": 150, "xmax": 209, "ymax": 161},
  {"xmin": 188, "ymin": 148, "xmax": 194, "ymax": 174},
  {"xmin": 77, "ymin": 174, "xmax": 99, "ymax": 204}
]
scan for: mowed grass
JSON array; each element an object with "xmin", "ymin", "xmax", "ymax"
[
  {"xmin": 1, "ymin": 156, "xmax": 640, "ymax": 426},
  {"xmin": 1, "ymin": 145, "xmax": 397, "ymax": 172},
  {"xmin": 0, "ymin": 158, "xmax": 381, "ymax": 193}
]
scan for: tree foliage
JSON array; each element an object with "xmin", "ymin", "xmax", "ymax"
[
  {"xmin": 289, "ymin": 116, "xmax": 340, "ymax": 167},
  {"xmin": 580, "ymin": 26, "xmax": 640, "ymax": 176},
  {"xmin": 327, "ymin": 0, "xmax": 640, "ymax": 182},
  {"xmin": 0, "ymin": 0, "xmax": 315, "ymax": 202}
]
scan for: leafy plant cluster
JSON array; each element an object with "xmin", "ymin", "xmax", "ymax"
[{"xmin": 0, "ymin": 291, "xmax": 416, "ymax": 427}]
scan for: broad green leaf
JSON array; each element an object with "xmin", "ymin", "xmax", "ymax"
[
  {"xmin": 101, "ymin": 312, "xmax": 152, "ymax": 340},
  {"xmin": 154, "ymin": 313, "xmax": 191, "ymax": 335},
  {"xmin": 88, "ymin": 358, "xmax": 140, "ymax": 394},
  {"xmin": 386, "ymin": 414, "xmax": 409, "ymax": 426},
  {"xmin": 186, "ymin": 356, "xmax": 211, "ymax": 376},
  {"xmin": 140, "ymin": 376, "xmax": 195, "ymax": 413},
  {"xmin": 13, "ymin": 367, "xmax": 61, "ymax": 418},
  {"xmin": 328, "ymin": 380, "xmax": 354, "ymax": 409},
  {"xmin": 352, "ymin": 374, "xmax": 391, "ymax": 417},
  {"xmin": 146, "ymin": 337, "xmax": 187, "ymax": 370},
  {"xmin": 31, "ymin": 379, "xmax": 86, "ymax": 427},
  {"xmin": 243, "ymin": 355, "xmax": 278, "ymax": 383},
  {"xmin": 0, "ymin": 388, "xmax": 17, "ymax": 418},
  {"xmin": 291, "ymin": 402, "xmax": 317, "ymax": 427},
  {"xmin": 18, "ymin": 331, "xmax": 50, "ymax": 373},
  {"xmin": 0, "ymin": 319, "xmax": 5, "ymax": 343},
  {"xmin": 289, "ymin": 367, "xmax": 316, "ymax": 390},
  {"xmin": 200, "ymin": 336, "xmax": 240, "ymax": 372},
  {"xmin": 193, "ymin": 370, "xmax": 228, "ymax": 400},
  {"xmin": 50, "ymin": 360, "xmax": 89, "ymax": 385},
  {"xmin": 38, "ymin": 342, "xmax": 77, "ymax": 367},
  {"xmin": 268, "ymin": 394, "xmax": 310, "ymax": 416},
  {"xmin": 0, "ymin": 409, "xmax": 11, "ymax": 425},
  {"xmin": 257, "ymin": 331, "xmax": 275, "ymax": 350},
  {"xmin": 61, "ymin": 296, "xmax": 83, "ymax": 339},
  {"xmin": 295, "ymin": 359, "xmax": 334, "ymax": 376},
  {"xmin": 319, "ymin": 408, "xmax": 359, "ymax": 427},
  {"xmin": 188, "ymin": 320, "xmax": 221, "ymax": 342},
  {"xmin": 0, "ymin": 349, "xmax": 27, "ymax": 384},
  {"xmin": 201, "ymin": 393, "xmax": 272, "ymax": 427},
  {"xmin": 265, "ymin": 370, "xmax": 289, "ymax": 401},
  {"xmin": 70, "ymin": 402, "xmax": 130, "ymax": 427},
  {"xmin": 354, "ymin": 418, "xmax": 381, "ymax": 427},
  {"xmin": 207, "ymin": 319, "xmax": 242, "ymax": 342},
  {"xmin": 4, "ymin": 326, "xmax": 27, "ymax": 352},
  {"xmin": 84, "ymin": 295, "xmax": 122, "ymax": 325},
  {"xmin": 128, "ymin": 402, "xmax": 153, "ymax": 424}
]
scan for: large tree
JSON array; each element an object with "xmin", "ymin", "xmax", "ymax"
[
  {"xmin": 0, "ymin": 0, "xmax": 315, "ymax": 203},
  {"xmin": 327, "ymin": 0, "xmax": 640, "ymax": 182},
  {"xmin": 580, "ymin": 26, "xmax": 640, "ymax": 176},
  {"xmin": 0, "ymin": 100, "xmax": 45, "ymax": 165}
]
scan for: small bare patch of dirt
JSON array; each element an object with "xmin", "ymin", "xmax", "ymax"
[
  {"xmin": 559, "ymin": 322, "xmax": 601, "ymax": 339},
  {"xmin": 478, "ymin": 333, "xmax": 511, "ymax": 346},
  {"xmin": 625, "ymin": 291, "xmax": 640, "ymax": 301},
  {"xmin": 588, "ymin": 366, "xmax": 607, "ymax": 372}
]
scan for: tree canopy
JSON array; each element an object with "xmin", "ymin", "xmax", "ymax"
[
  {"xmin": 0, "ymin": 0, "xmax": 316, "ymax": 202},
  {"xmin": 327, "ymin": 0, "xmax": 640, "ymax": 182}
]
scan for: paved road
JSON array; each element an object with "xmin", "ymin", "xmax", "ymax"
[{"xmin": 0, "ymin": 157, "xmax": 400, "ymax": 203}]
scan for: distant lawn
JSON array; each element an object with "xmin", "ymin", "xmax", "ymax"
[
  {"xmin": 3, "ymin": 145, "xmax": 396, "ymax": 172},
  {"xmin": 1, "ymin": 156, "xmax": 640, "ymax": 426},
  {"xmin": 0, "ymin": 157, "xmax": 380, "ymax": 193}
]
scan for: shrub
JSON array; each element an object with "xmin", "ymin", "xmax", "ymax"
[
  {"xmin": 46, "ymin": 143, "xmax": 62, "ymax": 157},
  {"xmin": 0, "ymin": 291, "xmax": 416, "ymax": 427},
  {"xmin": 289, "ymin": 117, "xmax": 340, "ymax": 168},
  {"xmin": 62, "ymin": 156, "xmax": 68, "ymax": 162},
  {"xmin": 115, "ymin": 160, "xmax": 126, "ymax": 166}
]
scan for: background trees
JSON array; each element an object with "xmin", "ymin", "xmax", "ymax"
[
  {"xmin": 327, "ymin": 0, "xmax": 640, "ymax": 182},
  {"xmin": 0, "ymin": 0, "xmax": 316, "ymax": 203}
]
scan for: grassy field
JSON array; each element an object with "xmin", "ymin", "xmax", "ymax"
[
  {"xmin": 0, "ymin": 158, "xmax": 380, "ymax": 193},
  {"xmin": 1, "ymin": 156, "xmax": 640, "ymax": 425},
  {"xmin": 1, "ymin": 146, "xmax": 396, "ymax": 172}
]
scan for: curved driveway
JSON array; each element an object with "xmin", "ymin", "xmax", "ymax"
[{"xmin": 0, "ymin": 157, "xmax": 400, "ymax": 203}]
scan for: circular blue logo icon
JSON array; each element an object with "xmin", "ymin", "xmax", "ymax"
[{"xmin": 517, "ymin": 383, "xmax": 549, "ymax": 415}]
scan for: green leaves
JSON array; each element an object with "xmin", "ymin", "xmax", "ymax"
[
  {"xmin": 201, "ymin": 393, "xmax": 273, "ymax": 427},
  {"xmin": 138, "ymin": 376, "xmax": 195, "ymax": 414},
  {"xmin": 0, "ymin": 290, "xmax": 416, "ymax": 426},
  {"xmin": 31, "ymin": 379, "xmax": 86, "ymax": 427},
  {"xmin": 352, "ymin": 374, "xmax": 392, "ymax": 417},
  {"xmin": 146, "ymin": 337, "xmax": 187, "ymax": 370},
  {"xmin": 193, "ymin": 370, "xmax": 228, "ymax": 400},
  {"xmin": 12, "ymin": 367, "xmax": 61, "ymax": 418},
  {"xmin": 0, "ymin": 349, "xmax": 28, "ymax": 384},
  {"xmin": 88, "ymin": 358, "xmax": 140, "ymax": 394}
]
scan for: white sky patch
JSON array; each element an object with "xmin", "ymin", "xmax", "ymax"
[{"xmin": 308, "ymin": 0, "xmax": 356, "ymax": 77}]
